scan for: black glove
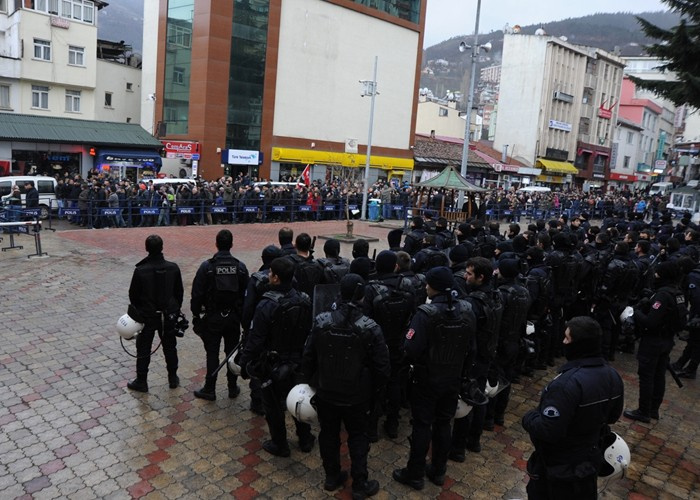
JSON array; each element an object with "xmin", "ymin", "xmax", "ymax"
[
  {"xmin": 192, "ymin": 316, "xmax": 204, "ymax": 338},
  {"xmin": 635, "ymin": 297, "xmax": 651, "ymax": 314},
  {"xmin": 240, "ymin": 362, "xmax": 249, "ymax": 380}
]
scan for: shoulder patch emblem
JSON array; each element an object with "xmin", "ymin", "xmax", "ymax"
[
  {"xmin": 652, "ymin": 301, "xmax": 662, "ymax": 310},
  {"xmin": 406, "ymin": 328, "xmax": 415, "ymax": 340},
  {"xmin": 542, "ymin": 406, "xmax": 560, "ymax": 418}
]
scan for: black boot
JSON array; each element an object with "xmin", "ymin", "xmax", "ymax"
[
  {"xmin": 168, "ymin": 374, "xmax": 180, "ymax": 389},
  {"xmin": 194, "ymin": 377, "xmax": 216, "ymax": 401},
  {"xmin": 127, "ymin": 377, "xmax": 148, "ymax": 393}
]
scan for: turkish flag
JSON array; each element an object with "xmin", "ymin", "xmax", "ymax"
[{"xmin": 301, "ymin": 164, "xmax": 310, "ymax": 186}]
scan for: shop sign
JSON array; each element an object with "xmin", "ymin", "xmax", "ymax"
[
  {"xmin": 227, "ymin": 149, "xmax": 260, "ymax": 165},
  {"xmin": 548, "ymin": 119, "xmax": 572, "ymax": 132}
]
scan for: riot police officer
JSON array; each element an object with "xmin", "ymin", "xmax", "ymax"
[
  {"xmin": 127, "ymin": 235, "xmax": 184, "ymax": 393},
  {"xmin": 239, "ymin": 257, "xmax": 314, "ymax": 457},
  {"xmin": 393, "ymin": 267, "xmax": 476, "ymax": 490},
  {"xmin": 191, "ymin": 229, "xmax": 249, "ymax": 401},
  {"xmin": 302, "ymin": 273, "xmax": 390, "ymax": 498},
  {"xmin": 402, "ymin": 216, "xmax": 426, "ymax": 256},
  {"xmin": 625, "ymin": 261, "xmax": 686, "ymax": 422},
  {"xmin": 523, "ymin": 316, "xmax": 623, "ymax": 499}
]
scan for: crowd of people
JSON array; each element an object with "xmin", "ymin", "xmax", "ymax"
[{"xmin": 122, "ymin": 201, "xmax": 699, "ymax": 497}]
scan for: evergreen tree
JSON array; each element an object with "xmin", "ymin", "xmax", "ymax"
[{"xmin": 631, "ymin": 0, "xmax": 700, "ymax": 108}]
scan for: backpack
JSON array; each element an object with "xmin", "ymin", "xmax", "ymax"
[
  {"xmin": 469, "ymin": 289, "xmax": 504, "ymax": 360},
  {"xmin": 314, "ymin": 310, "xmax": 372, "ymax": 395},
  {"xmin": 289, "ymin": 254, "xmax": 324, "ymax": 298},
  {"xmin": 250, "ymin": 269, "xmax": 270, "ymax": 295},
  {"xmin": 526, "ymin": 268, "xmax": 551, "ymax": 320},
  {"xmin": 498, "ymin": 283, "xmax": 531, "ymax": 343},
  {"xmin": 602, "ymin": 258, "xmax": 638, "ymax": 302},
  {"xmin": 549, "ymin": 251, "xmax": 581, "ymax": 307},
  {"xmin": 415, "ymin": 248, "xmax": 449, "ymax": 273},
  {"xmin": 207, "ymin": 255, "xmax": 242, "ymax": 311},
  {"xmin": 319, "ymin": 257, "xmax": 350, "ymax": 284},
  {"xmin": 657, "ymin": 286, "xmax": 688, "ymax": 334},
  {"xmin": 263, "ymin": 290, "xmax": 312, "ymax": 355},
  {"xmin": 418, "ymin": 300, "xmax": 475, "ymax": 379},
  {"xmin": 369, "ymin": 276, "xmax": 415, "ymax": 350}
]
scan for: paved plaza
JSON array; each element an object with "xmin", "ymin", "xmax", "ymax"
[{"xmin": 0, "ymin": 220, "xmax": 699, "ymax": 499}]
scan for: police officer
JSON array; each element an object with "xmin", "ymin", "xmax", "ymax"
[
  {"xmin": 402, "ymin": 216, "xmax": 426, "ymax": 256},
  {"xmin": 302, "ymin": 273, "xmax": 390, "ymax": 499},
  {"xmin": 625, "ymin": 261, "xmax": 686, "ymax": 422},
  {"xmin": 241, "ymin": 244, "xmax": 284, "ymax": 415},
  {"xmin": 127, "ymin": 235, "xmax": 184, "ymax": 393},
  {"xmin": 191, "ymin": 229, "xmax": 249, "ymax": 401},
  {"xmin": 239, "ymin": 257, "xmax": 314, "ymax": 457},
  {"xmin": 393, "ymin": 267, "xmax": 476, "ymax": 490},
  {"xmin": 523, "ymin": 316, "xmax": 624, "ymax": 499},
  {"xmin": 317, "ymin": 238, "xmax": 351, "ymax": 284}
]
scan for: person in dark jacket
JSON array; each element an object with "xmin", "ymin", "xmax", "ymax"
[
  {"xmin": 624, "ymin": 261, "xmax": 685, "ymax": 423},
  {"xmin": 126, "ymin": 235, "xmax": 184, "ymax": 393},
  {"xmin": 523, "ymin": 316, "xmax": 624, "ymax": 499},
  {"xmin": 190, "ymin": 230, "xmax": 250, "ymax": 401},
  {"xmin": 393, "ymin": 267, "xmax": 476, "ymax": 491},
  {"xmin": 302, "ymin": 273, "xmax": 390, "ymax": 499},
  {"xmin": 24, "ymin": 181, "xmax": 39, "ymax": 208},
  {"xmin": 402, "ymin": 216, "xmax": 426, "ymax": 256},
  {"xmin": 239, "ymin": 257, "xmax": 314, "ymax": 457}
]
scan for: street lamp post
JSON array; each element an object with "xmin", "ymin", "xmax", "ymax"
[
  {"xmin": 457, "ymin": 0, "xmax": 487, "ymax": 209},
  {"xmin": 360, "ymin": 56, "xmax": 378, "ymax": 221}
]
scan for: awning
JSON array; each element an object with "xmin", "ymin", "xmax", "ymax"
[
  {"xmin": 609, "ymin": 173, "xmax": 637, "ymax": 182},
  {"xmin": 272, "ymin": 147, "xmax": 413, "ymax": 171},
  {"xmin": 536, "ymin": 158, "xmax": 578, "ymax": 174}
]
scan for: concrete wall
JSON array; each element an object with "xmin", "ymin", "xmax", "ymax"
[{"xmin": 273, "ymin": 0, "xmax": 418, "ymax": 150}]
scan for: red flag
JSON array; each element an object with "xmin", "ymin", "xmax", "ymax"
[{"xmin": 301, "ymin": 164, "xmax": 310, "ymax": 187}]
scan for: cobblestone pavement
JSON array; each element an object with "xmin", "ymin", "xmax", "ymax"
[{"xmin": 1, "ymin": 220, "xmax": 699, "ymax": 499}]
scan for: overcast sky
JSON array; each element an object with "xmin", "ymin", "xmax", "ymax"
[{"xmin": 424, "ymin": 0, "xmax": 670, "ymax": 47}]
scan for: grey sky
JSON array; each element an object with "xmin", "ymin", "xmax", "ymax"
[{"xmin": 424, "ymin": 0, "xmax": 670, "ymax": 48}]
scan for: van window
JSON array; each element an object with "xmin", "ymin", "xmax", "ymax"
[
  {"xmin": 0, "ymin": 181, "xmax": 10, "ymax": 196},
  {"xmin": 37, "ymin": 180, "xmax": 56, "ymax": 194}
]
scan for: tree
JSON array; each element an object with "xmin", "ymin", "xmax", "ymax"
[{"xmin": 631, "ymin": 0, "xmax": 700, "ymax": 108}]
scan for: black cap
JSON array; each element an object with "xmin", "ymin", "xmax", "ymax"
[
  {"xmin": 375, "ymin": 250, "xmax": 397, "ymax": 274},
  {"xmin": 449, "ymin": 244, "xmax": 470, "ymax": 263},
  {"xmin": 498, "ymin": 259, "xmax": 520, "ymax": 279},
  {"xmin": 262, "ymin": 245, "xmax": 283, "ymax": 265},
  {"xmin": 340, "ymin": 273, "xmax": 365, "ymax": 301},
  {"xmin": 425, "ymin": 266, "xmax": 454, "ymax": 292}
]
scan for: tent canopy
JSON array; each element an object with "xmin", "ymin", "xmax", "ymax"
[
  {"xmin": 416, "ymin": 165, "xmax": 486, "ymax": 192},
  {"xmin": 518, "ymin": 186, "xmax": 551, "ymax": 193}
]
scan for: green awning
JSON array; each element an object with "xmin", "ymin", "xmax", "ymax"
[
  {"xmin": 415, "ymin": 165, "xmax": 486, "ymax": 192},
  {"xmin": 0, "ymin": 112, "xmax": 163, "ymax": 147}
]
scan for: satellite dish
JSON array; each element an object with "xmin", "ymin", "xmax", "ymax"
[
  {"xmin": 535, "ymin": 27, "xmax": 546, "ymax": 36},
  {"xmin": 513, "ymin": 25, "xmax": 521, "ymax": 34},
  {"xmin": 560, "ymin": 36, "xmax": 568, "ymax": 42}
]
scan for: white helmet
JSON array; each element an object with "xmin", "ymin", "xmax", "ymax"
[
  {"xmin": 117, "ymin": 314, "xmax": 144, "ymax": 340},
  {"xmin": 485, "ymin": 379, "xmax": 499, "ymax": 398},
  {"xmin": 455, "ymin": 398, "xmax": 473, "ymax": 418},
  {"xmin": 526, "ymin": 321, "xmax": 535, "ymax": 336},
  {"xmin": 227, "ymin": 348, "xmax": 241, "ymax": 375},
  {"xmin": 286, "ymin": 384, "xmax": 317, "ymax": 424},
  {"xmin": 619, "ymin": 306, "xmax": 634, "ymax": 323},
  {"xmin": 600, "ymin": 432, "xmax": 631, "ymax": 480}
]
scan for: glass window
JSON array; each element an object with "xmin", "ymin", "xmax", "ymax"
[
  {"xmin": 105, "ymin": 92, "xmax": 112, "ymax": 107},
  {"xmin": 623, "ymin": 156, "xmax": 630, "ymax": 168},
  {"xmin": 65, "ymin": 89, "xmax": 81, "ymax": 112},
  {"xmin": 348, "ymin": 0, "xmax": 420, "ymax": 23},
  {"xmin": 36, "ymin": 0, "xmax": 47, "ymax": 11},
  {"xmin": 0, "ymin": 84, "xmax": 10, "ymax": 109},
  {"xmin": 173, "ymin": 67, "xmax": 185, "ymax": 85},
  {"xmin": 439, "ymin": 108, "xmax": 448, "ymax": 117},
  {"xmin": 34, "ymin": 39, "xmax": 51, "ymax": 61},
  {"xmin": 32, "ymin": 85, "xmax": 49, "ymax": 109},
  {"xmin": 49, "ymin": 0, "xmax": 59, "ymax": 14},
  {"xmin": 164, "ymin": 0, "xmax": 194, "ymax": 136},
  {"xmin": 1, "ymin": 0, "xmax": 8, "ymax": 13},
  {"xmin": 627, "ymin": 131, "xmax": 633, "ymax": 144},
  {"xmin": 126, "ymin": 82, "xmax": 133, "ymax": 91},
  {"xmin": 68, "ymin": 46, "xmax": 85, "ymax": 66}
]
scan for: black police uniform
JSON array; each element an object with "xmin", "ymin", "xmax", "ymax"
[
  {"xmin": 302, "ymin": 302, "xmax": 389, "ymax": 494},
  {"xmin": 402, "ymin": 227, "xmax": 426, "ymax": 256},
  {"xmin": 522, "ymin": 355, "xmax": 623, "ymax": 499},
  {"xmin": 129, "ymin": 253, "xmax": 184, "ymax": 388},
  {"xmin": 629, "ymin": 283, "xmax": 684, "ymax": 419},
  {"xmin": 239, "ymin": 284, "xmax": 313, "ymax": 455},
  {"xmin": 191, "ymin": 250, "xmax": 249, "ymax": 398},
  {"xmin": 398, "ymin": 294, "xmax": 475, "ymax": 484}
]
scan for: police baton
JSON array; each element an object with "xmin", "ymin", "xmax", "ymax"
[
  {"xmin": 372, "ymin": 248, "xmax": 377, "ymax": 260},
  {"xmin": 667, "ymin": 361, "xmax": 684, "ymax": 389},
  {"xmin": 210, "ymin": 340, "xmax": 243, "ymax": 378},
  {"xmin": 310, "ymin": 235, "xmax": 316, "ymax": 257}
]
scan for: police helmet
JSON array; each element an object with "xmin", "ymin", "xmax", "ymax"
[
  {"xmin": 455, "ymin": 398, "xmax": 472, "ymax": 418},
  {"xmin": 619, "ymin": 306, "xmax": 634, "ymax": 323},
  {"xmin": 599, "ymin": 432, "xmax": 631, "ymax": 480},
  {"xmin": 117, "ymin": 314, "xmax": 144, "ymax": 340},
  {"xmin": 286, "ymin": 384, "xmax": 318, "ymax": 424},
  {"xmin": 227, "ymin": 348, "xmax": 241, "ymax": 375},
  {"xmin": 485, "ymin": 379, "xmax": 499, "ymax": 398}
]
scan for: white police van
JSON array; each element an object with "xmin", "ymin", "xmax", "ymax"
[{"xmin": 0, "ymin": 176, "xmax": 58, "ymax": 219}]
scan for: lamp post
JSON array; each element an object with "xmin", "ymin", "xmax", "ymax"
[
  {"xmin": 457, "ymin": 0, "xmax": 491, "ymax": 209},
  {"xmin": 360, "ymin": 56, "xmax": 378, "ymax": 221}
]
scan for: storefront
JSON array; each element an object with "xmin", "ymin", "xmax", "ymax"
[
  {"xmin": 10, "ymin": 150, "xmax": 82, "ymax": 177},
  {"xmin": 535, "ymin": 159, "xmax": 578, "ymax": 188},
  {"xmin": 96, "ymin": 149, "xmax": 163, "ymax": 182},
  {"xmin": 608, "ymin": 172, "xmax": 637, "ymax": 190},
  {"xmin": 271, "ymin": 147, "xmax": 413, "ymax": 185},
  {"xmin": 222, "ymin": 149, "xmax": 261, "ymax": 179}
]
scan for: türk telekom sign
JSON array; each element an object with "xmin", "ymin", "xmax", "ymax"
[
  {"xmin": 227, "ymin": 149, "xmax": 260, "ymax": 165},
  {"xmin": 162, "ymin": 141, "xmax": 200, "ymax": 159}
]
